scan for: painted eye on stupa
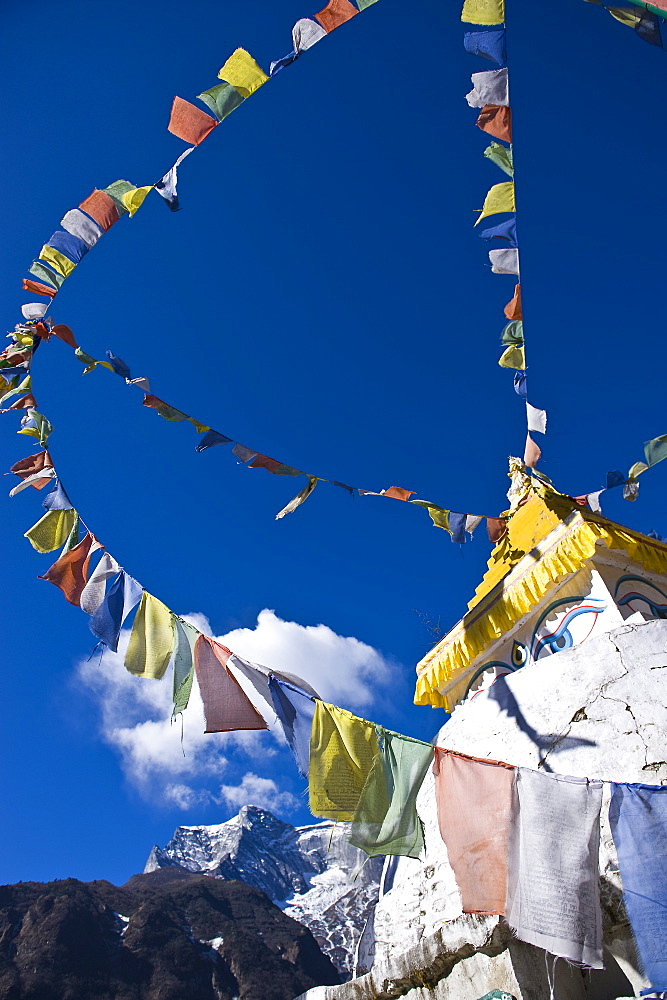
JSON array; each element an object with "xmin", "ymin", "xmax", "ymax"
[{"xmin": 511, "ymin": 640, "xmax": 528, "ymax": 667}]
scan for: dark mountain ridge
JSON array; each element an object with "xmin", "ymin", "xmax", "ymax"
[{"xmin": 0, "ymin": 868, "xmax": 340, "ymax": 1000}]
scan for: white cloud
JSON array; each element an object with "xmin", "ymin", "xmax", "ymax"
[
  {"xmin": 77, "ymin": 609, "xmax": 393, "ymax": 812},
  {"xmin": 217, "ymin": 773, "xmax": 300, "ymax": 814}
]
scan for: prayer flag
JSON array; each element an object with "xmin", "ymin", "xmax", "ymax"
[
  {"xmin": 195, "ymin": 429, "xmax": 233, "ymax": 452},
  {"xmin": 24, "ymin": 508, "xmax": 77, "ymax": 553},
  {"xmin": 486, "ymin": 516, "xmax": 506, "ymax": 541},
  {"xmin": 90, "ymin": 570, "xmax": 143, "ymax": 651},
  {"xmin": 17, "ymin": 409, "xmax": 53, "ymax": 446},
  {"xmin": 127, "ymin": 376, "xmax": 150, "ymax": 391},
  {"xmin": 315, "ymin": 0, "xmax": 359, "ymax": 31},
  {"xmin": 449, "ymin": 511, "xmax": 467, "ymax": 544},
  {"xmin": 475, "ymin": 181, "xmax": 515, "ymax": 225},
  {"xmin": 10, "ymin": 450, "xmax": 53, "ymax": 490},
  {"xmin": 526, "ymin": 402, "xmax": 547, "ymax": 434},
  {"xmin": 78, "ymin": 190, "xmax": 120, "ymax": 231},
  {"xmin": 609, "ymin": 783, "xmax": 667, "ymax": 992},
  {"xmin": 168, "ymin": 97, "xmax": 218, "ymax": 145},
  {"xmin": 587, "ymin": 490, "xmax": 603, "ymax": 512},
  {"xmin": 410, "ymin": 499, "xmax": 451, "ymax": 532},
  {"xmin": 292, "ymin": 18, "xmax": 327, "ymax": 51},
  {"xmin": 606, "ymin": 469, "xmax": 626, "ymax": 489},
  {"xmin": 503, "ymin": 283, "xmax": 522, "ymax": 320},
  {"xmin": 38, "ymin": 245, "xmax": 76, "ymax": 278},
  {"xmin": 276, "ymin": 476, "xmax": 318, "ymax": 519},
  {"xmin": 357, "ymin": 0, "xmax": 381, "ymax": 7},
  {"xmin": 105, "ymin": 351, "xmax": 131, "ymax": 378},
  {"xmin": 217, "ymin": 48, "xmax": 269, "ymax": 97},
  {"xmin": 74, "ymin": 347, "xmax": 115, "ymax": 375},
  {"xmin": 636, "ymin": 9, "xmax": 663, "ymax": 44},
  {"xmin": 38, "ymin": 532, "xmax": 101, "ymax": 606},
  {"xmin": 80, "ymin": 552, "xmax": 121, "ymax": 615},
  {"xmin": 60, "ymin": 208, "xmax": 103, "ymax": 248},
  {"xmin": 46, "ymin": 230, "xmax": 89, "ymax": 265},
  {"xmin": 194, "ymin": 635, "xmax": 268, "ymax": 732},
  {"xmin": 498, "ymin": 344, "xmax": 525, "ymax": 370},
  {"xmin": 143, "ymin": 394, "xmax": 188, "ymax": 421},
  {"xmin": 506, "ymin": 768, "xmax": 603, "ymax": 969},
  {"xmin": 514, "ymin": 371, "xmax": 527, "ymax": 397},
  {"xmin": 230, "ymin": 655, "xmax": 319, "ymax": 730},
  {"xmin": 463, "ymin": 29, "xmax": 506, "ymax": 65},
  {"xmin": 155, "ymin": 147, "xmax": 194, "ymax": 212},
  {"xmin": 52, "ymin": 324, "xmax": 78, "ymax": 348},
  {"xmin": 461, "ymin": 0, "xmax": 505, "ymax": 24},
  {"xmin": 501, "ymin": 320, "xmax": 523, "ymax": 345},
  {"xmin": 125, "ymin": 592, "xmax": 175, "ymax": 679},
  {"xmin": 268, "ymin": 675, "xmax": 317, "ymax": 778},
  {"xmin": 349, "ymin": 729, "xmax": 432, "ymax": 859},
  {"xmin": 309, "ymin": 701, "xmax": 380, "ymax": 822},
  {"xmin": 476, "ymin": 104, "xmax": 512, "ymax": 142},
  {"xmin": 249, "ymin": 453, "xmax": 301, "ymax": 475},
  {"xmin": 489, "ymin": 248, "xmax": 519, "ymax": 274},
  {"xmin": 270, "ymin": 51, "xmax": 298, "ymax": 75},
  {"xmin": 628, "ymin": 460, "xmax": 648, "ymax": 479},
  {"xmin": 433, "ymin": 749, "xmax": 514, "ymax": 914},
  {"xmin": 1, "ymin": 392, "xmax": 36, "ymax": 413},
  {"xmin": 20, "ymin": 303, "xmax": 47, "ymax": 320},
  {"xmin": 232, "ymin": 442, "xmax": 257, "ymax": 463},
  {"xmin": 120, "ymin": 186, "xmax": 152, "ymax": 217},
  {"xmin": 188, "ymin": 418, "xmax": 210, "ymax": 433},
  {"xmin": 465, "ymin": 514, "xmax": 484, "ymax": 535},
  {"xmin": 197, "ymin": 83, "xmax": 245, "ymax": 122},
  {"xmin": 466, "ymin": 68, "xmax": 508, "ymax": 108},
  {"xmin": 483, "ymin": 141, "xmax": 513, "ymax": 176},
  {"xmin": 644, "ymin": 433, "xmax": 667, "ymax": 467},
  {"xmin": 172, "ymin": 618, "xmax": 199, "ymax": 717},
  {"xmin": 479, "ymin": 217, "xmax": 517, "ymax": 245},
  {"xmin": 523, "ymin": 433, "xmax": 541, "ymax": 468},
  {"xmin": 381, "ymin": 486, "xmax": 416, "ymax": 500},
  {"xmin": 22, "ymin": 280, "xmax": 56, "ymax": 299},
  {"xmin": 41, "ymin": 479, "xmax": 73, "ymax": 511},
  {"xmin": 104, "ymin": 180, "xmax": 135, "ymax": 215},
  {"xmin": 62, "ymin": 513, "xmax": 80, "ymax": 554},
  {"xmin": 29, "ymin": 261, "xmax": 65, "ymax": 290}
]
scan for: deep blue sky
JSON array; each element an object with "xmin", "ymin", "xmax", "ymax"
[{"xmin": 2, "ymin": 0, "xmax": 666, "ymax": 886}]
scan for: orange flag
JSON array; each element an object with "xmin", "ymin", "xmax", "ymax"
[
  {"xmin": 168, "ymin": 97, "xmax": 218, "ymax": 145},
  {"xmin": 22, "ymin": 279, "xmax": 57, "ymax": 299},
  {"xmin": 476, "ymin": 104, "xmax": 512, "ymax": 143},
  {"xmin": 315, "ymin": 0, "xmax": 358, "ymax": 32},
  {"xmin": 1, "ymin": 393, "xmax": 36, "ymax": 413},
  {"xmin": 382, "ymin": 486, "xmax": 417, "ymax": 501},
  {"xmin": 504, "ymin": 283, "xmax": 522, "ymax": 321},
  {"xmin": 194, "ymin": 635, "xmax": 268, "ymax": 733},
  {"xmin": 78, "ymin": 190, "xmax": 120, "ymax": 231},
  {"xmin": 38, "ymin": 532, "xmax": 102, "ymax": 606},
  {"xmin": 10, "ymin": 450, "xmax": 53, "ymax": 489},
  {"xmin": 524, "ymin": 433, "xmax": 541, "ymax": 468},
  {"xmin": 52, "ymin": 324, "xmax": 79, "ymax": 348}
]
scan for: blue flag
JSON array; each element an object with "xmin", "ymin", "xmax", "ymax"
[
  {"xmin": 463, "ymin": 29, "xmax": 506, "ymax": 66},
  {"xmin": 195, "ymin": 430, "xmax": 233, "ymax": 452},
  {"xmin": 45, "ymin": 230, "xmax": 90, "ymax": 265},
  {"xmin": 479, "ymin": 216, "xmax": 517, "ymax": 246},
  {"xmin": 268, "ymin": 675, "xmax": 315, "ymax": 778}
]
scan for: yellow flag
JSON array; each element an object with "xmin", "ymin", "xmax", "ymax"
[
  {"xmin": 24, "ymin": 509, "xmax": 77, "ymax": 553},
  {"xmin": 39, "ymin": 245, "xmax": 76, "ymax": 278},
  {"xmin": 309, "ymin": 701, "xmax": 380, "ymax": 822},
  {"xmin": 498, "ymin": 344, "xmax": 526, "ymax": 370},
  {"xmin": 628, "ymin": 461, "xmax": 649, "ymax": 479},
  {"xmin": 475, "ymin": 181, "xmax": 515, "ymax": 226},
  {"xmin": 125, "ymin": 592, "xmax": 175, "ymax": 679},
  {"xmin": 218, "ymin": 48, "xmax": 269, "ymax": 97},
  {"xmin": 188, "ymin": 417, "xmax": 211, "ymax": 433},
  {"xmin": 121, "ymin": 186, "xmax": 153, "ymax": 217},
  {"xmin": 461, "ymin": 0, "xmax": 504, "ymax": 24},
  {"xmin": 608, "ymin": 7, "xmax": 642, "ymax": 26}
]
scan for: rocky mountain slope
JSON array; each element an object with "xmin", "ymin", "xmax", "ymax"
[
  {"xmin": 0, "ymin": 867, "xmax": 339, "ymax": 1000},
  {"xmin": 145, "ymin": 806, "xmax": 383, "ymax": 979}
]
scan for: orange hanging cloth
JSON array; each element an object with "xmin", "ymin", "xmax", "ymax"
[
  {"xmin": 38, "ymin": 532, "xmax": 102, "ymax": 606},
  {"xmin": 194, "ymin": 635, "xmax": 268, "ymax": 733},
  {"xmin": 315, "ymin": 0, "xmax": 358, "ymax": 32}
]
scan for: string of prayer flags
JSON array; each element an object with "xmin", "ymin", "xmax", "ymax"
[
  {"xmin": 90, "ymin": 570, "xmax": 143, "ymax": 651},
  {"xmin": 315, "ymin": 0, "xmax": 359, "ymax": 33},
  {"xmin": 348, "ymin": 729, "xmax": 432, "ymax": 860},
  {"xmin": 506, "ymin": 769, "xmax": 604, "ymax": 968},
  {"xmin": 172, "ymin": 618, "xmax": 199, "ymax": 717},
  {"xmin": 193, "ymin": 635, "xmax": 267, "ymax": 732},
  {"xmin": 155, "ymin": 148, "xmax": 194, "ymax": 212},
  {"xmin": 489, "ymin": 248, "xmax": 519, "ymax": 274},
  {"xmin": 124, "ymin": 592, "xmax": 174, "ymax": 680},
  {"xmin": 309, "ymin": 701, "xmax": 380, "ymax": 822},
  {"xmin": 476, "ymin": 104, "xmax": 512, "ymax": 142},
  {"xmin": 24, "ymin": 508, "xmax": 77, "ymax": 553},
  {"xmin": 217, "ymin": 48, "xmax": 269, "ymax": 97},
  {"xmin": 80, "ymin": 552, "xmax": 121, "ymax": 615},
  {"xmin": 609, "ymin": 783, "xmax": 667, "ymax": 992},
  {"xmin": 269, "ymin": 675, "xmax": 317, "ymax": 778},
  {"xmin": 275, "ymin": 476, "xmax": 318, "ymax": 519},
  {"xmin": 461, "ymin": 0, "xmax": 505, "ymax": 24},
  {"xmin": 168, "ymin": 97, "xmax": 218, "ymax": 146},
  {"xmin": 433, "ymin": 749, "xmax": 514, "ymax": 914},
  {"xmin": 475, "ymin": 181, "xmax": 515, "ymax": 225},
  {"xmin": 466, "ymin": 68, "xmax": 509, "ymax": 108},
  {"xmin": 38, "ymin": 532, "xmax": 101, "ymax": 606}
]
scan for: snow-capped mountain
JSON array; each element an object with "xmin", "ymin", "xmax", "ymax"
[{"xmin": 144, "ymin": 805, "xmax": 383, "ymax": 979}]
